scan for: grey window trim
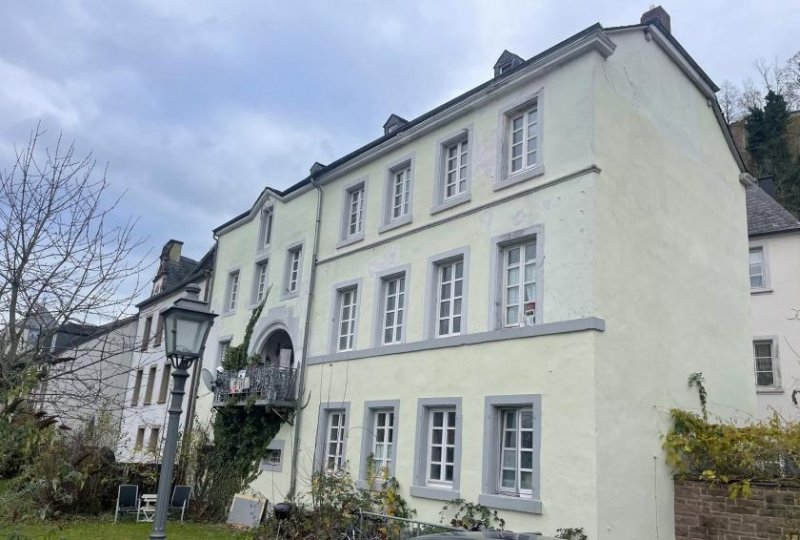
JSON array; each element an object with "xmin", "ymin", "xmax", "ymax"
[
  {"xmin": 257, "ymin": 204, "xmax": 275, "ymax": 254},
  {"xmin": 357, "ymin": 400, "xmax": 401, "ymax": 488},
  {"xmin": 281, "ymin": 242, "xmax": 304, "ymax": 300},
  {"xmin": 495, "ymin": 88, "xmax": 545, "ymax": 191},
  {"xmin": 380, "ymin": 154, "xmax": 415, "ymax": 234},
  {"xmin": 222, "ymin": 266, "xmax": 243, "ymax": 317},
  {"xmin": 749, "ymin": 242, "xmax": 771, "ymax": 293},
  {"xmin": 338, "ymin": 176, "xmax": 368, "ymax": 248},
  {"xmin": 424, "ymin": 247, "xmax": 470, "ymax": 340},
  {"xmin": 260, "ymin": 439, "xmax": 286, "ymax": 472},
  {"xmin": 249, "ymin": 255, "xmax": 270, "ymax": 308},
  {"xmin": 410, "ymin": 397, "xmax": 462, "ymax": 501},
  {"xmin": 131, "ymin": 368, "xmax": 144, "ymax": 406},
  {"xmin": 372, "ymin": 265, "xmax": 412, "ymax": 348},
  {"xmin": 329, "ymin": 278, "xmax": 363, "ymax": 354},
  {"xmin": 488, "ymin": 225, "xmax": 545, "ymax": 330},
  {"xmin": 479, "ymin": 394, "xmax": 543, "ymax": 514},
  {"xmin": 313, "ymin": 401, "xmax": 351, "ymax": 473},
  {"xmin": 432, "ymin": 125, "xmax": 473, "ymax": 215},
  {"xmin": 753, "ymin": 335, "xmax": 782, "ymax": 393}
]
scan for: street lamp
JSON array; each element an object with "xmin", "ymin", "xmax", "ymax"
[{"xmin": 149, "ymin": 284, "xmax": 217, "ymax": 540}]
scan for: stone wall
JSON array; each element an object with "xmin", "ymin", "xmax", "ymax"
[{"xmin": 675, "ymin": 479, "xmax": 800, "ymax": 539}]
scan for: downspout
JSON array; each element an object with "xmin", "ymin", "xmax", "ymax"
[{"xmin": 289, "ymin": 175, "xmax": 323, "ymax": 498}]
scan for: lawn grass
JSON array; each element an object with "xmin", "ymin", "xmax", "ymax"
[{"xmin": 0, "ymin": 519, "xmax": 251, "ymax": 540}]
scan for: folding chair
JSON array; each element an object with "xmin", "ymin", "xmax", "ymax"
[
  {"xmin": 115, "ymin": 484, "xmax": 139, "ymax": 523},
  {"xmin": 169, "ymin": 485, "xmax": 192, "ymax": 522}
]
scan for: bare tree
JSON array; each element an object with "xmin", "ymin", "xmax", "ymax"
[
  {"xmin": 0, "ymin": 125, "xmax": 147, "ymax": 399},
  {"xmin": 718, "ymin": 80, "xmax": 744, "ymax": 122}
]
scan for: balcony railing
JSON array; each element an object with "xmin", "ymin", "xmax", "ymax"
[{"xmin": 212, "ymin": 365, "xmax": 297, "ymax": 408}]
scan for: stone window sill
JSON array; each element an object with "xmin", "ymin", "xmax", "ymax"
[
  {"xmin": 337, "ymin": 233, "xmax": 365, "ymax": 249},
  {"xmin": 409, "ymin": 485, "xmax": 460, "ymax": 502},
  {"xmin": 431, "ymin": 193, "xmax": 471, "ymax": 215},
  {"xmin": 478, "ymin": 493, "xmax": 543, "ymax": 514},
  {"xmin": 494, "ymin": 164, "xmax": 545, "ymax": 192},
  {"xmin": 750, "ymin": 288, "xmax": 773, "ymax": 295},
  {"xmin": 378, "ymin": 214, "xmax": 412, "ymax": 234}
]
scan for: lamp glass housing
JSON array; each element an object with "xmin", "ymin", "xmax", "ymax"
[{"xmin": 163, "ymin": 309, "xmax": 213, "ymax": 358}]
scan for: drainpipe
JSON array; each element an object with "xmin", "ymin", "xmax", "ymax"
[{"xmin": 288, "ymin": 175, "xmax": 323, "ymax": 498}]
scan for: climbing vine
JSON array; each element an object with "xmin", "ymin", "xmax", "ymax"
[
  {"xmin": 189, "ymin": 300, "xmax": 288, "ymax": 519},
  {"xmin": 687, "ymin": 372, "xmax": 708, "ymax": 420}
]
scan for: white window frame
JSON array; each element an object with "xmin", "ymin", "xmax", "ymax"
[
  {"xmin": 411, "ymin": 397, "xmax": 462, "ymax": 501},
  {"xmin": 432, "ymin": 127, "xmax": 472, "ymax": 214},
  {"xmin": 501, "ymin": 239, "xmax": 538, "ymax": 327},
  {"xmin": 314, "ymin": 402, "xmax": 350, "ymax": 474},
  {"xmin": 496, "ymin": 91, "xmax": 544, "ymax": 190},
  {"xmin": 218, "ymin": 338, "xmax": 231, "ymax": 367},
  {"xmin": 260, "ymin": 439, "xmax": 285, "ymax": 472},
  {"xmin": 282, "ymin": 243, "xmax": 303, "ymax": 300},
  {"xmin": 381, "ymin": 156, "xmax": 414, "ymax": 233},
  {"xmin": 497, "ymin": 407, "xmax": 535, "ymax": 497},
  {"xmin": 258, "ymin": 206, "xmax": 274, "ymax": 251},
  {"xmin": 426, "ymin": 407, "xmax": 457, "ymax": 486},
  {"xmin": 425, "ymin": 248, "xmax": 469, "ymax": 340},
  {"xmin": 436, "ymin": 259, "xmax": 464, "ymax": 338},
  {"xmin": 490, "ymin": 227, "xmax": 544, "ymax": 330},
  {"xmin": 753, "ymin": 337, "xmax": 781, "ymax": 392},
  {"xmin": 358, "ymin": 400, "xmax": 400, "ymax": 486},
  {"xmin": 338, "ymin": 178, "xmax": 367, "ymax": 247},
  {"xmin": 335, "ymin": 287, "xmax": 358, "ymax": 352},
  {"xmin": 224, "ymin": 269, "xmax": 241, "ymax": 314},
  {"xmin": 749, "ymin": 244, "xmax": 770, "ymax": 291},
  {"xmin": 381, "ymin": 274, "xmax": 406, "ymax": 345},
  {"xmin": 480, "ymin": 395, "xmax": 542, "ymax": 514},
  {"xmin": 252, "ymin": 258, "xmax": 269, "ymax": 305}
]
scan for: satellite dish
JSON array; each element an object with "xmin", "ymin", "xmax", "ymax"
[{"xmin": 201, "ymin": 368, "xmax": 216, "ymax": 391}]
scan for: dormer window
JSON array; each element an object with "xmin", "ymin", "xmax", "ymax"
[
  {"xmin": 383, "ymin": 114, "xmax": 409, "ymax": 135},
  {"xmin": 493, "ymin": 50, "xmax": 524, "ymax": 77}
]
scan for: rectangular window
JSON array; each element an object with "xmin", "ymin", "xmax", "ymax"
[
  {"xmin": 336, "ymin": 287, "xmax": 358, "ymax": 352},
  {"xmin": 754, "ymin": 339, "xmax": 778, "ymax": 388},
  {"xmin": 480, "ymin": 395, "xmax": 541, "ymax": 513},
  {"xmin": 143, "ymin": 366, "xmax": 157, "ymax": 405},
  {"xmin": 140, "ymin": 316, "xmax": 153, "ymax": 352},
  {"xmin": 157, "ymin": 363, "xmax": 171, "ymax": 404},
  {"xmin": 502, "ymin": 240, "xmax": 537, "ymax": 326},
  {"xmin": 427, "ymin": 408, "xmax": 457, "ymax": 486},
  {"xmin": 750, "ymin": 247, "xmax": 766, "ymax": 289},
  {"xmin": 391, "ymin": 167, "xmax": 411, "ymax": 220},
  {"xmin": 226, "ymin": 271, "xmax": 240, "ymax": 312},
  {"xmin": 131, "ymin": 369, "xmax": 144, "ymax": 405},
  {"xmin": 148, "ymin": 427, "xmax": 160, "ymax": 452},
  {"xmin": 325, "ymin": 410, "xmax": 347, "ymax": 472},
  {"xmin": 436, "ymin": 259, "xmax": 464, "ymax": 337},
  {"xmin": 381, "ymin": 275, "xmax": 406, "ymax": 345},
  {"xmin": 135, "ymin": 427, "xmax": 145, "ymax": 449},
  {"xmin": 265, "ymin": 448, "xmax": 282, "ymax": 466},
  {"xmin": 218, "ymin": 340, "xmax": 230, "ymax": 365},
  {"xmin": 152, "ymin": 316, "xmax": 163, "ymax": 347},
  {"xmin": 260, "ymin": 207, "xmax": 273, "ymax": 250},
  {"xmin": 443, "ymin": 139, "xmax": 468, "ymax": 200},
  {"xmin": 371, "ymin": 410, "xmax": 395, "ymax": 475},
  {"xmin": 497, "ymin": 407, "xmax": 535, "ymax": 497},
  {"xmin": 285, "ymin": 247, "xmax": 302, "ymax": 294},
  {"xmin": 255, "ymin": 261, "xmax": 269, "ymax": 304},
  {"xmin": 342, "ymin": 184, "xmax": 366, "ymax": 240},
  {"xmin": 508, "ymin": 104, "xmax": 539, "ymax": 174}
]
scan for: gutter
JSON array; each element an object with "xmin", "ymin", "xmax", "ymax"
[{"xmin": 288, "ymin": 173, "xmax": 323, "ymax": 498}]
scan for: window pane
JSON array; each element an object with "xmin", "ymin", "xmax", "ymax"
[
  {"xmin": 501, "ymin": 469, "xmax": 516, "ymax": 487},
  {"xmin": 521, "ymin": 450, "xmax": 533, "ymax": 469},
  {"xmin": 520, "ymin": 471, "xmax": 533, "ymax": 490}
]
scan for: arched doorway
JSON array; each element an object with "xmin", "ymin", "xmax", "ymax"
[{"xmin": 260, "ymin": 328, "xmax": 294, "ymax": 368}]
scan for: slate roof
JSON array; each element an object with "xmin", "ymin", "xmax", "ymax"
[
  {"xmin": 746, "ymin": 183, "xmax": 800, "ymax": 237},
  {"xmin": 161, "ymin": 255, "xmax": 200, "ymax": 292},
  {"xmin": 137, "ymin": 245, "xmax": 216, "ymax": 308}
]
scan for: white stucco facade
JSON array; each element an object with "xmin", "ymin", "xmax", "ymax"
[
  {"xmin": 750, "ymin": 231, "xmax": 800, "ymax": 419},
  {"xmin": 195, "ymin": 21, "xmax": 754, "ymax": 540}
]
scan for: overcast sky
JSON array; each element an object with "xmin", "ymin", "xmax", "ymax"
[{"xmin": 1, "ymin": 1, "xmax": 798, "ymax": 263}]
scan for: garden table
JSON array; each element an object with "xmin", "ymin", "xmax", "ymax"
[{"xmin": 137, "ymin": 493, "xmax": 157, "ymax": 522}]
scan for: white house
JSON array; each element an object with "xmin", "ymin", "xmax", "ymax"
[
  {"xmin": 747, "ymin": 180, "xmax": 800, "ymax": 419},
  {"xmin": 116, "ymin": 240, "xmax": 214, "ymax": 463},
  {"xmin": 197, "ymin": 7, "xmax": 756, "ymax": 538}
]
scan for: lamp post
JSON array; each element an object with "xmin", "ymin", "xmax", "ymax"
[{"xmin": 149, "ymin": 284, "xmax": 217, "ymax": 540}]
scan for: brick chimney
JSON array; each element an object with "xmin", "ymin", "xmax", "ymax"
[{"xmin": 641, "ymin": 5, "xmax": 671, "ymax": 33}]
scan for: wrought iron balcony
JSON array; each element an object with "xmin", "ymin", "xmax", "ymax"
[{"xmin": 212, "ymin": 365, "xmax": 297, "ymax": 408}]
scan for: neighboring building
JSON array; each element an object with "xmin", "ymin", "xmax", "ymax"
[
  {"xmin": 36, "ymin": 316, "xmax": 138, "ymax": 443},
  {"xmin": 116, "ymin": 240, "xmax": 214, "ymax": 463},
  {"xmin": 198, "ymin": 7, "xmax": 755, "ymax": 538},
  {"xmin": 747, "ymin": 180, "xmax": 800, "ymax": 419}
]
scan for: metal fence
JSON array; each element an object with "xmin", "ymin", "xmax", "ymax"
[
  {"xmin": 351, "ymin": 511, "xmax": 462, "ymax": 540},
  {"xmin": 212, "ymin": 365, "xmax": 296, "ymax": 407}
]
